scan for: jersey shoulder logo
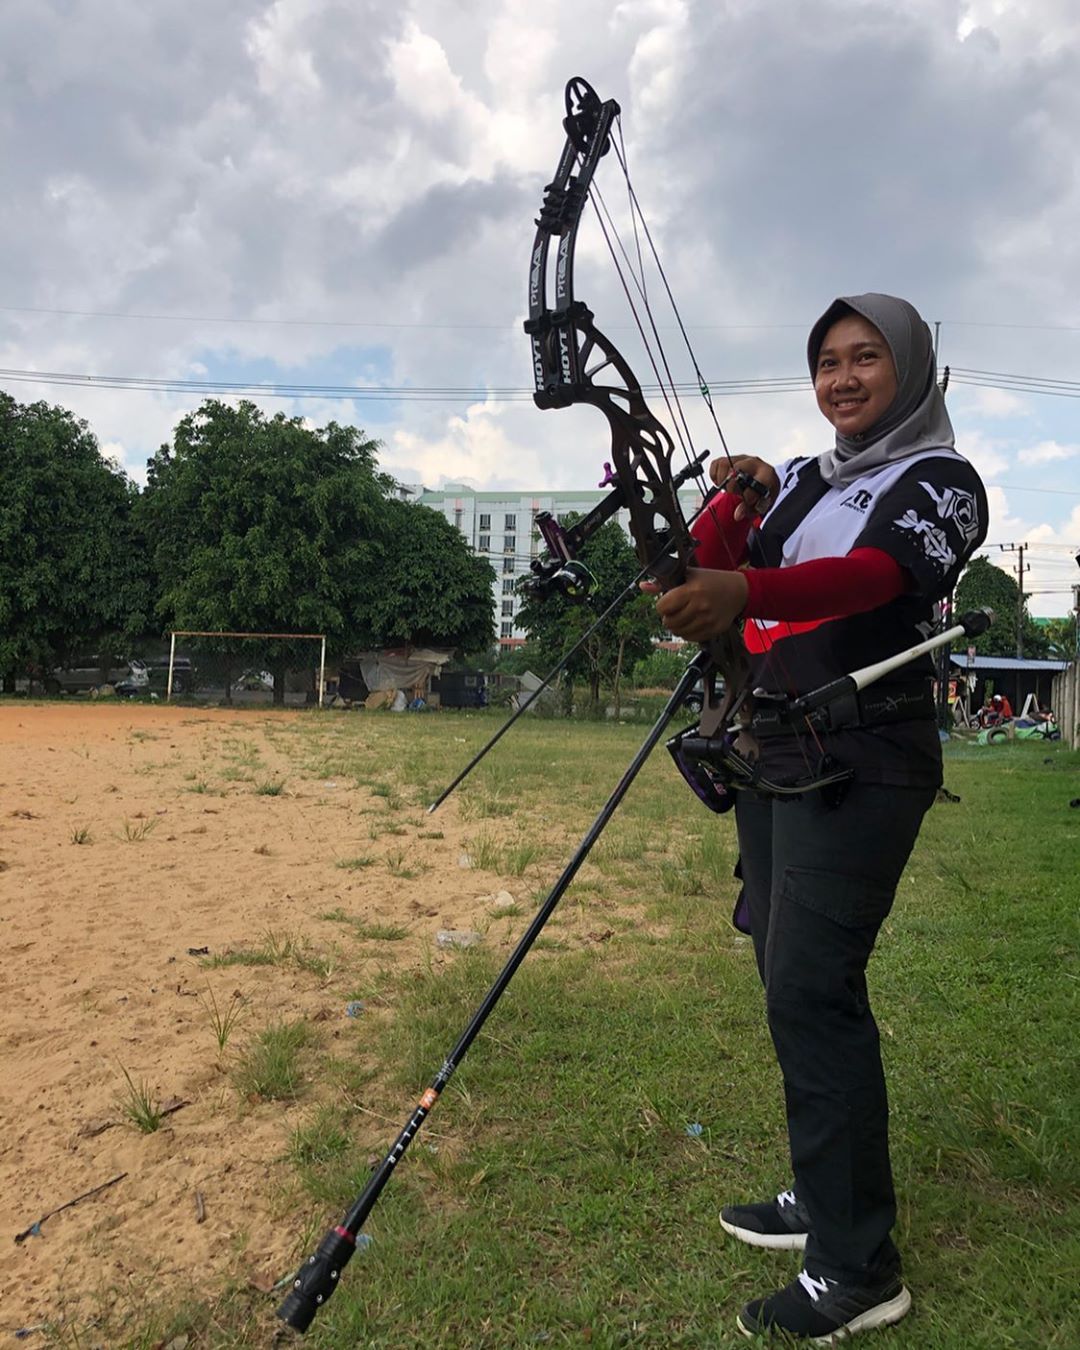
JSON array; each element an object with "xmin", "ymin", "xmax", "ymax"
[
  {"xmin": 918, "ymin": 481, "xmax": 980, "ymax": 544},
  {"xmin": 893, "ymin": 509, "xmax": 957, "ymax": 569},
  {"xmin": 842, "ymin": 488, "xmax": 873, "ymax": 512}
]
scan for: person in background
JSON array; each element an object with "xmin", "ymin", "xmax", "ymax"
[{"xmin": 650, "ymin": 294, "xmax": 988, "ymax": 1340}]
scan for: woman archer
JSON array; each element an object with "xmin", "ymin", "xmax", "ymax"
[{"xmin": 651, "ymin": 293, "xmax": 988, "ymax": 1342}]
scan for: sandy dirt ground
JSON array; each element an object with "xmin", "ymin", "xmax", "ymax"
[{"xmin": 0, "ymin": 702, "xmax": 534, "ymax": 1342}]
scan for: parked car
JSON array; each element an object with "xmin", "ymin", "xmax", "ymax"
[
  {"xmin": 47, "ymin": 654, "xmax": 193, "ymax": 697},
  {"xmin": 46, "ymin": 657, "xmax": 142, "ymax": 696}
]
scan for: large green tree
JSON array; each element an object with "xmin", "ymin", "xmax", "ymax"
[
  {"xmin": 515, "ymin": 515, "xmax": 661, "ymax": 711},
  {"xmin": 0, "ymin": 393, "xmax": 150, "ymax": 690},
  {"xmin": 361, "ymin": 497, "xmax": 494, "ymax": 653},
  {"xmin": 139, "ymin": 401, "xmax": 492, "ymax": 701},
  {"xmin": 954, "ymin": 556, "xmax": 1049, "ymax": 658}
]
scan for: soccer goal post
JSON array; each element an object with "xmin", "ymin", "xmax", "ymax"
[{"xmin": 166, "ymin": 631, "xmax": 326, "ymax": 704}]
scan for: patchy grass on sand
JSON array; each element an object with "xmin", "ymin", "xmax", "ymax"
[{"xmin": 0, "ymin": 700, "xmax": 1076, "ymax": 1348}]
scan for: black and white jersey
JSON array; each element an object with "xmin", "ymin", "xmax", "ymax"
[
  {"xmin": 744, "ymin": 450, "xmax": 988, "ymax": 786},
  {"xmin": 748, "ymin": 450, "xmax": 988, "ymax": 693}
]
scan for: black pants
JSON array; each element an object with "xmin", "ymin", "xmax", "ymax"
[{"xmin": 735, "ymin": 781, "xmax": 935, "ymax": 1282}]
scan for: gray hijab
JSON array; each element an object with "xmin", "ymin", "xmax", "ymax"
[{"xmin": 807, "ymin": 293, "xmax": 954, "ymax": 487}]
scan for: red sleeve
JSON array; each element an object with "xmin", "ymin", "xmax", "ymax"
[
  {"xmin": 689, "ymin": 492, "xmax": 754, "ymax": 570},
  {"xmin": 742, "ymin": 547, "xmax": 907, "ymax": 621}
]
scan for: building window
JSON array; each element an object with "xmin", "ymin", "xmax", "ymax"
[
  {"xmin": 502, "ymin": 579, "xmax": 515, "ymax": 594},
  {"xmin": 478, "ymin": 535, "xmax": 490, "ymax": 551},
  {"xmin": 504, "ymin": 513, "xmax": 516, "ymax": 530},
  {"xmin": 501, "ymin": 621, "xmax": 513, "ymax": 638},
  {"xmin": 479, "ymin": 513, "xmax": 491, "ymax": 530},
  {"xmin": 503, "ymin": 534, "xmax": 515, "ymax": 552},
  {"xmin": 501, "ymin": 600, "xmax": 513, "ymax": 616},
  {"xmin": 454, "ymin": 509, "xmax": 463, "ymax": 530},
  {"xmin": 503, "ymin": 558, "xmax": 515, "ymax": 574}
]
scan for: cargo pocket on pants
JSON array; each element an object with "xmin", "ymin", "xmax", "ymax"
[{"xmin": 780, "ymin": 867, "xmax": 896, "ymax": 931}]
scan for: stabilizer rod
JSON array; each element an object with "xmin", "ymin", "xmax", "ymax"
[{"xmin": 789, "ymin": 608, "xmax": 993, "ymax": 716}]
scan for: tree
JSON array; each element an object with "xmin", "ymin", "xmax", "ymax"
[
  {"xmin": 140, "ymin": 402, "xmax": 393, "ymax": 702},
  {"xmin": 139, "ymin": 401, "xmax": 494, "ymax": 702},
  {"xmin": 953, "ymin": 556, "xmax": 1049, "ymax": 659},
  {"xmin": 1041, "ymin": 615, "xmax": 1078, "ymax": 661},
  {"xmin": 515, "ymin": 515, "xmax": 661, "ymax": 712},
  {"xmin": 0, "ymin": 393, "xmax": 150, "ymax": 690},
  {"xmin": 632, "ymin": 646, "xmax": 691, "ymax": 689},
  {"xmin": 359, "ymin": 498, "xmax": 494, "ymax": 654}
]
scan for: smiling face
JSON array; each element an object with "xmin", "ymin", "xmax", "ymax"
[{"xmin": 813, "ymin": 313, "xmax": 899, "ymax": 437}]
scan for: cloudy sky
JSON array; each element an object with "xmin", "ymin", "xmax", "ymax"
[{"xmin": 3, "ymin": 0, "xmax": 1079, "ymax": 614}]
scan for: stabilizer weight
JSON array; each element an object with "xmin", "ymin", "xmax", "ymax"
[{"xmin": 277, "ymin": 1226, "xmax": 356, "ymax": 1333}]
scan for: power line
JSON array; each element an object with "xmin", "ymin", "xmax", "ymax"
[
  {"xmin": 950, "ymin": 367, "xmax": 1080, "ymax": 398},
  {"xmin": 984, "ymin": 541, "xmax": 1080, "ymax": 550},
  {"xmin": 8, "ymin": 359, "xmax": 1080, "ymax": 405},
  {"xmin": 984, "ymin": 483, "xmax": 1080, "ymax": 497},
  {"xmin": 6, "ymin": 303, "xmax": 1080, "ymax": 334},
  {"xmin": 0, "ymin": 303, "xmax": 809, "ymax": 333},
  {"xmin": 940, "ymin": 319, "xmax": 1080, "ymax": 333},
  {"xmin": 0, "ymin": 365, "xmax": 809, "ymax": 403}
]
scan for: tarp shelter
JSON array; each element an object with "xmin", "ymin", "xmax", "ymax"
[
  {"xmin": 949, "ymin": 654, "xmax": 1069, "ymax": 711},
  {"xmin": 350, "ymin": 648, "xmax": 453, "ymax": 703}
]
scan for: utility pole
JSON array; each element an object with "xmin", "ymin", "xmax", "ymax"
[
  {"xmin": 936, "ymin": 591, "xmax": 954, "ymax": 732},
  {"xmin": 996, "ymin": 542, "xmax": 1028, "ymax": 659},
  {"xmin": 1015, "ymin": 543, "xmax": 1027, "ymax": 658},
  {"xmin": 1074, "ymin": 582, "xmax": 1080, "ymax": 659}
]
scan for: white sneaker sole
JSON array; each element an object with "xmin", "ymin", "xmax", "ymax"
[
  {"xmin": 736, "ymin": 1285, "xmax": 912, "ymax": 1343},
  {"xmin": 720, "ymin": 1216, "xmax": 808, "ymax": 1250}
]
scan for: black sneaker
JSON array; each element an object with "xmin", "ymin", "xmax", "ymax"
[
  {"xmin": 720, "ymin": 1189, "xmax": 810, "ymax": 1250},
  {"xmin": 737, "ymin": 1268, "xmax": 911, "ymax": 1342}
]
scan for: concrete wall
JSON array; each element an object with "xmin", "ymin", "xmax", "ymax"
[{"xmin": 1051, "ymin": 661, "xmax": 1080, "ymax": 749}]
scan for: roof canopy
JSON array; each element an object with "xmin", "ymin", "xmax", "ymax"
[{"xmin": 949, "ymin": 655, "xmax": 1070, "ymax": 672}]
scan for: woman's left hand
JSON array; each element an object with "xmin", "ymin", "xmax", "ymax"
[{"xmin": 642, "ymin": 568, "xmax": 749, "ymax": 642}]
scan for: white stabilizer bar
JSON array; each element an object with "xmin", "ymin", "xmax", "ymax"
[{"xmin": 849, "ymin": 621, "xmax": 970, "ymax": 692}]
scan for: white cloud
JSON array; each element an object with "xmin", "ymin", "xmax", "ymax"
[
  {"xmin": 1017, "ymin": 439, "xmax": 1080, "ymax": 464},
  {"xmin": 388, "ymin": 400, "xmax": 545, "ymax": 489},
  {"xmin": 965, "ymin": 386, "xmax": 1026, "ymax": 417}
]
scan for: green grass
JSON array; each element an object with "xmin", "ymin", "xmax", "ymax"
[
  {"xmin": 465, "ymin": 831, "xmax": 545, "ymax": 876},
  {"xmin": 385, "ymin": 846, "xmax": 427, "ymax": 879},
  {"xmin": 120, "ymin": 816, "xmax": 158, "ymax": 842},
  {"xmin": 199, "ymin": 985, "xmax": 247, "ymax": 1052},
  {"xmin": 233, "ymin": 1020, "xmax": 311, "ymax": 1101},
  {"xmin": 203, "ymin": 929, "xmax": 333, "ymax": 979},
  {"xmin": 319, "ymin": 909, "xmax": 409, "ymax": 941},
  {"xmin": 73, "ymin": 726, "xmax": 1080, "ymax": 1348},
  {"xmin": 115, "ymin": 1065, "xmax": 164, "ymax": 1133}
]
